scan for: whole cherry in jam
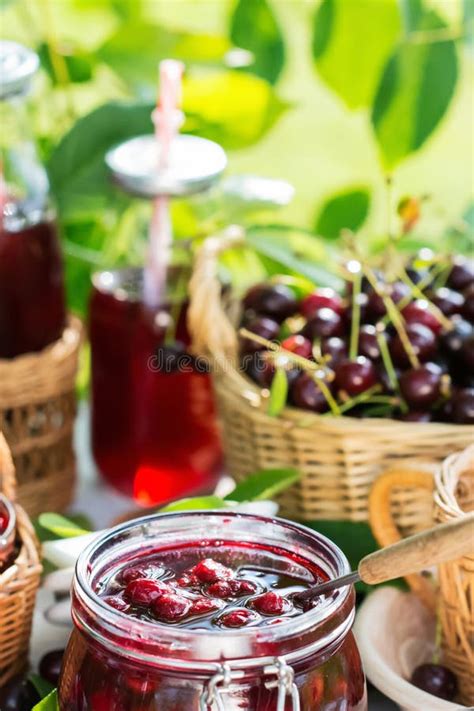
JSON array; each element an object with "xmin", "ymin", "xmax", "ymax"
[{"xmin": 0, "ymin": 509, "xmax": 9, "ymax": 534}]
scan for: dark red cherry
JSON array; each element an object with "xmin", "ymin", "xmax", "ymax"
[
  {"xmin": 119, "ymin": 562, "xmax": 165, "ymax": 585},
  {"xmin": 301, "ymin": 308, "xmax": 344, "ymax": 339},
  {"xmin": 410, "ymin": 663, "xmax": 458, "ymax": 701},
  {"xmin": 430, "ymin": 287, "xmax": 464, "ymax": 317},
  {"xmin": 451, "ymin": 388, "xmax": 474, "ymax": 424},
  {"xmin": 281, "ymin": 334, "xmax": 313, "ymax": 359},
  {"xmin": 440, "ymin": 318, "xmax": 472, "ymax": 357},
  {"xmin": 402, "ymin": 299, "xmax": 443, "ymax": 334},
  {"xmin": 244, "ymin": 284, "xmax": 298, "ymax": 322},
  {"xmin": 389, "ymin": 323, "xmax": 437, "ymax": 367},
  {"xmin": 124, "ymin": 578, "xmax": 169, "ymax": 606},
  {"xmin": 321, "ymin": 336, "xmax": 348, "ymax": 364},
  {"xmin": 366, "ymin": 281, "xmax": 410, "ymax": 320},
  {"xmin": 301, "ymin": 288, "xmax": 344, "ymax": 318},
  {"xmin": 358, "ymin": 325, "xmax": 381, "ymax": 360},
  {"xmin": 462, "ymin": 283, "xmax": 474, "ymax": 322},
  {"xmin": 242, "ymin": 352, "xmax": 276, "ymax": 387},
  {"xmin": 152, "ymin": 592, "xmax": 191, "ymax": 622},
  {"xmin": 0, "ymin": 677, "xmax": 40, "ymax": 711},
  {"xmin": 399, "ymin": 363, "xmax": 442, "ymax": 410},
  {"xmin": 192, "ymin": 558, "xmax": 234, "ymax": 584},
  {"xmin": 447, "ymin": 256, "xmax": 474, "ymax": 292},
  {"xmin": 39, "ymin": 649, "xmax": 65, "ymax": 686},
  {"xmin": 0, "ymin": 510, "xmax": 9, "ymax": 534},
  {"xmin": 461, "ymin": 336, "xmax": 474, "ymax": 370},
  {"xmin": 334, "ymin": 357, "xmax": 378, "ymax": 396},
  {"xmin": 240, "ymin": 317, "xmax": 280, "ymax": 353},
  {"xmin": 190, "ymin": 597, "xmax": 222, "ymax": 616},
  {"xmin": 290, "ymin": 373, "xmax": 330, "ymax": 413},
  {"xmin": 243, "ymin": 283, "xmax": 266, "ymax": 311},
  {"xmin": 103, "ymin": 595, "xmax": 130, "ymax": 613},
  {"xmin": 218, "ymin": 608, "xmax": 258, "ymax": 628},
  {"xmin": 249, "ymin": 591, "xmax": 290, "ymax": 615}
]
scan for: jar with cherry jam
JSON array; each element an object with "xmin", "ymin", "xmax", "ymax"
[{"xmin": 59, "ymin": 512, "xmax": 367, "ymax": 710}]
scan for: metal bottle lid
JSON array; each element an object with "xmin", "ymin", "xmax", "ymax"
[
  {"xmin": 0, "ymin": 40, "xmax": 39, "ymax": 99},
  {"xmin": 106, "ymin": 132, "xmax": 227, "ymax": 198}
]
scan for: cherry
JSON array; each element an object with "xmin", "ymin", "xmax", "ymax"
[
  {"xmin": 321, "ymin": 336, "xmax": 348, "ymax": 364},
  {"xmin": 152, "ymin": 592, "xmax": 191, "ymax": 622},
  {"xmin": 389, "ymin": 323, "xmax": 437, "ymax": 367},
  {"xmin": 190, "ymin": 597, "xmax": 222, "ymax": 616},
  {"xmin": 242, "ymin": 352, "xmax": 276, "ymax": 388},
  {"xmin": 39, "ymin": 649, "xmax": 65, "ymax": 686},
  {"xmin": 366, "ymin": 281, "xmax": 410, "ymax": 320},
  {"xmin": 451, "ymin": 388, "xmax": 474, "ymax": 424},
  {"xmin": 462, "ymin": 283, "xmax": 474, "ymax": 322},
  {"xmin": 0, "ymin": 677, "xmax": 40, "ymax": 711},
  {"xmin": 334, "ymin": 357, "xmax": 378, "ymax": 396},
  {"xmin": 301, "ymin": 308, "xmax": 344, "ymax": 339},
  {"xmin": 447, "ymin": 256, "xmax": 474, "ymax": 292},
  {"xmin": 290, "ymin": 373, "xmax": 330, "ymax": 413},
  {"xmin": 240, "ymin": 317, "xmax": 280, "ymax": 353},
  {"xmin": 243, "ymin": 283, "xmax": 266, "ymax": 311},
  {"xmin": 124, "ymin": 578, "xmax": 169, "ymax": 606},
  {"xmin": 176, "ymin": 573, "xmax": 199, "ymax": 589},
  {"xmin": 461, "ymin": 336, "xmax": 474, "ymax": 370},
  {"xmin": 410, "ymin": 663, "xmax": 458, "ymax": 701},
  {"xmin": 281, "ymin": 334, "xmax": 313, "ymax": 359},
  {"xmin": 0, "ymin": 510, "xmax": 9, "ymax": 534},
  {"xmin": 207, "ymin": 579, "xmax": 257, "ymax": 599},
  {"xmin": 103, "ymin": 595, "xmax": 130, "ymax": 613},
  {"xmin": 402, "ymin": 299, "xmax": 442, "ymax": 334},
  {"xmin": 358, "ymin": 325, "xmax": 381, "ymax": 360},
  {"xmin": 399, "ymin": 363, "xmax": 442, "ymax": 410},
  {"xmin": 300, "ymin": 288, "xmax": 344, "ymax": 318},
  {"xmin": 430, "ymin": 287, "xmax": 464, "ymax": 317},
  {"xmin": 191, "ymin": 558, "xmax": 234, "ymax": 584},
  {"xmin": 244, "ymin": 284, "xmax": 298, "ymax": 322},
  {"xmin": 249, "ymin": 591, "xmax": 290, "ymax": 615},
  {"xmin": 119, "ymin": 562, "xmax": 165, "ymax": 585},
  {"xmin": 218, "ymin": 608, "xmax": 258, "ymax": 628},
  {"xmin": 440, "ymin": 318, "xmax": 472, "ymax": 357}
]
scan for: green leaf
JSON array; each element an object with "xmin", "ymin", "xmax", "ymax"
[
  {"xmin": 230, "ymin": 0, "xmax": 285, "ymax": 84},
  {"xmin": 160, "ymin": 496, "xmax": 228, "ymax": 512},
  {"xmin": 38, "ymin": 43, "xmax": 94, "ymax": 85},
  {"xmin": 267, "ymin": 367, "xmax": 288, "ymax": 417},
  {"xmin": 37, "ymin": 513, "xmax": 90, "ymax": 540},
  {"xmin": 47, "ymin": 101, "xmax": 154, "ymax": 214},
  {"xmin": 183, "ymin": 70, "xmax": 289, "ymax": 149},
  {"xmin": 313, "ymin": 0, "xmax": 401, "ymax": 109},
  {"xmin": 226, "ymin": 468, "xmax": 300, "ymax": 502},
  {"xmin": 315, "ymin": 187, "xmax": 370, "ymax": 240},
  {"xmin": 29, "ymin": 674, "xmax": 55, "ymax": 700},
  {"xmin": 245, "ymin": 224, "xmax": 344, "ymax": 291},
  {"xmin": 32, "ymin": 689, "xmax": 59, "ymax": 711},
  {"xmin": 372, "ymin": 9, "xmax": 458, "ymax": 168}
]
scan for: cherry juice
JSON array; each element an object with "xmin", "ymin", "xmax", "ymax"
[{"xmin": 89, "ymin": 268, "xmax": 222, "ymax": 504}]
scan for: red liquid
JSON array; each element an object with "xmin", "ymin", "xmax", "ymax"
[
  {"xmin": 89, "ymin": 268, "xmax": 222, "ymax": 504},
  {"xmin": 0, "ymin": 217, "xmax": 66, "ymax": 358},
  {"xmin": 60, "ymin": 537, "xmax": 367, "ymax": 710}
]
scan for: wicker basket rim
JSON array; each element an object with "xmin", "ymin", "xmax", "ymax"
[{"xmin": 0, "ymin": 314, "xmax": 82, "ymax": 370}]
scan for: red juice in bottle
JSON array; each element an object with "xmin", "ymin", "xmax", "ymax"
[{"xmin": 90, "ymin": 268, "xmax": 222, "ymax": 504}]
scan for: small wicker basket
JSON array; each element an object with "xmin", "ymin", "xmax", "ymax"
[
  {"xmin": 0, "ymin": 432, "xmax": 42, "ymax": 686},
  {"xmin": 188, "ymin": 231, "xmax": 474, "ymax": 522},
  {"xmin": 0, "ymin": 316, "xmax": 82, "ymax": 517},
  {"xmin": 369, "ymin": 445, "xmax": 474, "ymax": 706}
]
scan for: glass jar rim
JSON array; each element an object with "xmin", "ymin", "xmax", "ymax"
[{"xmin": 73, "ymin": 511, "xmax": 354, "ymax": 670}]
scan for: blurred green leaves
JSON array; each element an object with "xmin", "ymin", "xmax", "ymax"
[
  {"xmin": 315, "ymin": 187, "xmax": 371, "ymax": 240},
  {"xmin": 313, "ymin": 0, "xmax": 401, "ymax": 109},
  {"xmin": 230, "ymin": 0, "xmax": 285, "ymax": 84}
]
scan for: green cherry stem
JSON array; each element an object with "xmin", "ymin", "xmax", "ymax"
[{"xmin": 349, "ymin": 267, "xmax": 362, "ymax": 360}]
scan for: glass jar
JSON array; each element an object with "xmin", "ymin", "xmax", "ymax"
[
  {"xmin": 89, "ymin": 266, "xmax": 222, "ymax": 504},
  {"xmin": 0, "ymin": 41, "xmax": 66, "ymax": 359},
  {"xmin": 59, "ymin": 512, "xmax": 367, "ymax": 710}
]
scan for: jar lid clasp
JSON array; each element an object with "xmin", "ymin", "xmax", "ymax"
[
  {"xmin": 264, "ymin": 657, "xmax": 301, "ymax": 711},
  {"xmin": 200, "ymin": 663, "xmax": 244, "ymax": 711}
]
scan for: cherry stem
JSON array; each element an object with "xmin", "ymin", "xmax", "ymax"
[
  {"xmin": 239, "ymin": 329, "xmax": 341, "ymax": 416},
  {"xmin": 398, "ymin": 268, "xmax": 453, "ymax": 331},
  {"xmin": 363, "ymin": 266, "xmax": 420, "ymax": 369},
  {"xmin": 326, "ymin": 384, "xmax": 382, "ymax": 415},
  {"xmin": 432, "ymin": 602, "xmax": 443, "ymax": 665},
  {"xmin": 349, "ymin": 267, "xmax": 362, "ymax": 360}
]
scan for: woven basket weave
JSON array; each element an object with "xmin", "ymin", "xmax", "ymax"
[
  {"xmin": 0, "ymin": 432, "xmax": 42, "ymax": 686},
  {"xmin": 0, "ymin": 316, "xmax": 82, "ymax": 517},
  {"xmin": 188, "ymin": 231, "xmax": 474, "ymax": 522},
  {"xmin": 369, "ymin": 446, "xmax": 474, "ymax": 706}
]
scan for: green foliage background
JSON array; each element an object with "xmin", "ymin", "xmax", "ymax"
[{"xmin": 1, "ymin": 0, "xmax": 473, "ymax": 317}]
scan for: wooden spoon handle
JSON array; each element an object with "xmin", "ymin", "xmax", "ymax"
[{"xmin": 359, "ymin": 512, "xmax": 474, "ymax": 585}]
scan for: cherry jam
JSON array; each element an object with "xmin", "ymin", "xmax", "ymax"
[
  {"xmin": 89, "ymin": 268, "xmax": 222, "ymax": 504},
  {"xmin": 59, "ymin": 513, "xmax": 367, "ymax": 711}
]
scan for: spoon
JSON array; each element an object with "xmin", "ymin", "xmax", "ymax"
[{"xmin": 294, "ymin": 512, "xmax": 474, "ymax": 608}]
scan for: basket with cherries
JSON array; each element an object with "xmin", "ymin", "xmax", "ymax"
[{"xmin": 238, "ymin": 252, "xmax": 473, "ymax": 423}]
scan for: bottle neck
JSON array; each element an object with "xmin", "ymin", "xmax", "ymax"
[{"xmin": 0, "ymin": 95, "xmax": 51, "ymax": 230}]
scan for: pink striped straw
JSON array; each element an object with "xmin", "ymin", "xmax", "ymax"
[{"xmin": 143, "ymin": 59, "xmax": 184, "ymax": 308}]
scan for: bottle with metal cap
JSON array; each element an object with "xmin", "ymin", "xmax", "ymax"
[
  {"xmin": 89, "ymin": 60, "xmax": 225, "ymax": 504},
  {"xmin": 0, "ymin": 40, "xmax": 66, "ymax": 358}
]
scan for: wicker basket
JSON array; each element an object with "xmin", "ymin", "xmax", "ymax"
[
  {"xmin": 369, "ymin": 446, "xmax": 474, "ymax": 706},
  {"xmin": 188, "ymin": 231, "xmax": 474, "ymax": 522},
  {"xmin": 0, "ymin": 432, "xmax": 42, "ymax": 686},
  {"xmin": 0, "ymin": 317, "xmax": 82, "ymax": 517}
]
